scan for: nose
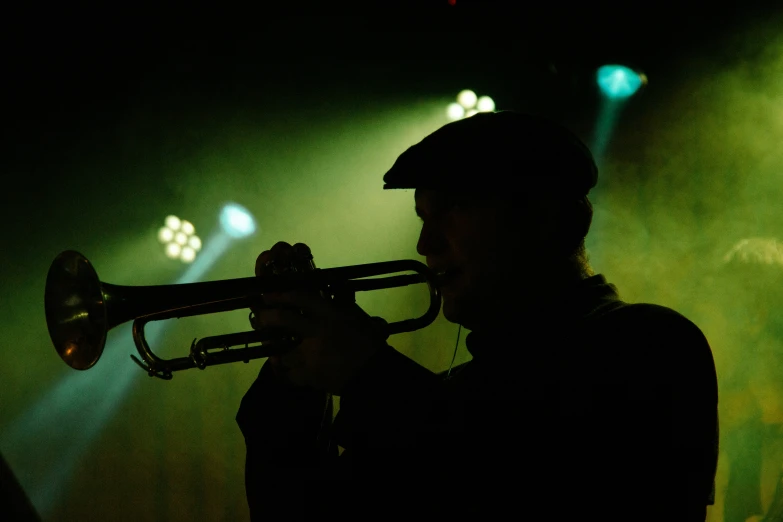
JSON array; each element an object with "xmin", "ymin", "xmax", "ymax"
[{"xmin": 416, "ymin": 221, "xmax": 447, "ymax": 257}]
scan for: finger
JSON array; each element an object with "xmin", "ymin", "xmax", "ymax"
[
  {"xmin": 279, "ymin": 347, "xmax": 305, "ymax": 372},
  {"xmin": 268, "ymin": 242, "xmax": 295, "ymax": 273},
  {"xmin": 255, "ymin": 242, "xmax": 295, "ymax": 277},
  {"xmin": 261, "ymin": 290, "xmax": 328, "ymax": 317},
  {"xmin": 266, "ymin": 338, "xmax": 306, "ymax": 385},
  {"xmin": 251, "ymin": 291, "xmax": 325, "ymax": 333},
  {"xmin": 269, "ymin": 349, "xmax": 304, "ymax": 370},
  {"xmin": 255, "ymin": 250, "xmax": 271, "ymax": 277},
  {"xmin": 292, "ymin": 243, "xmax": 311, "ymax": 254},
  {"xmin": 249, "ymin": 308, "xmax": 262, "ymax": 329},
  {"xmin": 253, "ymin": 306, "xmax": 314, "ymax": 338},
  {"xmin": 249, "ymin": 305, "xmax": 302, "ymax": 330},
  {"xmin": 292, "ymin": 243, "xmax": 313, "ymax": 264},
  {"xmin": 267, "ymin": 353, "xmax": 304, "ymax": 384},
  {"xmin": 270, "ymin": 241, "xmax": 295, "ymax": 257}
]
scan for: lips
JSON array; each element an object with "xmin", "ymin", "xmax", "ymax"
[{"xmin": 433, "ymin": 268, "xmax": 461, "ymax": 288}]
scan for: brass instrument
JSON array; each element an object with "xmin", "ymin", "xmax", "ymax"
[{"xmin": 45, "ymin": 250, "xmax": 441, "ymax": 380}]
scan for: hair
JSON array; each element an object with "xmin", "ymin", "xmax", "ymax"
[
  {"xmin": 557, "ymin": 196, "xmax": 595, "ymax": 279},
  {"xmin": 570, "ymin": 239, "xmax": 595, "ymax": 279},
  {"xmin": 458, "ymin": 188, "xmax": 596, "ymax": 278}
]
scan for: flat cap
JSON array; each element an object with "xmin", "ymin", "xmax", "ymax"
[{"xmin": 383, "ymin": 111, "xmax": 598, "ymax": 196}]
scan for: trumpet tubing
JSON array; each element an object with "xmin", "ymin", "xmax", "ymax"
[{"xmin": 45, "ymin": 250, "xmax": 441, "ymax": 379}]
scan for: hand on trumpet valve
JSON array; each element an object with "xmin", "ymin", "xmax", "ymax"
[{"xmin": 250, "ymin": 241, "xmax": 386, "ymax": 394}]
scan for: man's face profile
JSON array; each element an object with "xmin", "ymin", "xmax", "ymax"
[{"xmin": 414, "ymin": 188, "xmax": 530, "ymax": 330}]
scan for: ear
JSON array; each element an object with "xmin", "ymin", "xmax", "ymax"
[
  {"xmin": 555, "ymin": 196, "xmax": 593, "ymax": 252},
  {"xmin": 571, "ymin": 196, "xmax": 593, "ymax": 240}
]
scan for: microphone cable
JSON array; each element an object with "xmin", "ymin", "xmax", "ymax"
[{"xmin": 446, "ymin": 324, "xmax": 462, "ymax": 379}]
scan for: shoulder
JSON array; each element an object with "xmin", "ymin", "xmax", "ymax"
[
  {"xmin": 599, "ymin": 301, "xmax": 698, "ymax": 327},
  {"xmin": 586, "ymin": 301, "xmax": 716, "ymax": 389},
  {"xmin": 594, "ymin": 302, "xmax": 710, "ymax": 349},
  {"xmin": 601, "ymin": 302, "xmax": 718, "ymax": 407}
]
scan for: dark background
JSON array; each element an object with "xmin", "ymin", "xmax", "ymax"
[
  {"xmin": 2, "ymin": 3, "xmax": 782, "ymax": 521},
  {"xmin": 4, "ymin": 2, "xmax": 776, "ymax": 266},
  {"xmin": 4, "ymin": 2, "xmax": 772, "ymax": 165}
]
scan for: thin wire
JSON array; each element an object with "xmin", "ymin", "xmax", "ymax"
[
  {"xmin": 446, "ymin": 324, "xmax": 462, "ymax": 379},
  {"xmin": 317, "ymin": 393, "xmax": 334, "ymax": 460}
]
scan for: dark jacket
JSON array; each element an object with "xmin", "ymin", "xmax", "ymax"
[{"xmin": 236, "ymin": 275, "xmax": 718, "ymax": 521}]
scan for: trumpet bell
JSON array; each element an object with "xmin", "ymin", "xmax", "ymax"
[{"xmin": 45, "ymin": 250, "xmax": 108, "ymax": 370}]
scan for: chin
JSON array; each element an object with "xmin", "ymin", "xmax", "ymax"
[
  {"xmin": 442, "ymin": 295, "xmax": 473, "ymax": 328},
  {"xmin": 442, "ymin": 301, "xmax": 459, "ymax": 323}
]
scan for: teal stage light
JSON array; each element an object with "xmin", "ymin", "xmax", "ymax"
[
  {"xmin": 220, "ymin": 203, "xmax": 256, "ymax": 238},
  {"xmin": 4, "ymin": 202, "xmax": 260, "ymax": 516},
  {"xmin": 596, "ymin": 65, "xmax": 646, "ymax": 99}
]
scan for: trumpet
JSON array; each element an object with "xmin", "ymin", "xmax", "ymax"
[{"xmin": 45, "ymin": 250, "xmax": 441, "ymax": 380}]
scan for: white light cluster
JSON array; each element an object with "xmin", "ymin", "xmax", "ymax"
[
  {"xmin": 158, "ymin": 215, "xmax": 202, "ymax": 263},
  {"xmin": 446, "ymin": 89, "xmax": 496, "ymax": 121}
]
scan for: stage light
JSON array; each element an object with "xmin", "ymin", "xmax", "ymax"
[
  {"xmin": 447, "ymin": 102, "xmax": 465, "ymax": 120},
  {"xmin": 447, "ymin": 90, "xmax": 497, "ymax": 121},
  {"xmin": 165, "ymin": 243, "xmax": 181, "ymax": 259},
  {"xmin": 158, "ymin": 215, "xmax": 202, "ymax": 263},
  {"xmin": 157, "ymin": 227, "xmax": 173, "ymax": 243},
  {"xmin": 596, "ymin": 65, "xmax": 646, "ymax": 99},
  {"xmin": 476, "ymin": 96, "xmax": 495, "ymax": 112},
  {"xmin": 6, "ymin": 203, "xmax": 257, "ymax": 516},
  {"xmin": 457, "ymin": 89, "xmax": 477, "ymax": 109},
  {"xmin": 180, "ymin": 246, "xmax": 196, "ymax": 263},
  {"xmin": 220, "ymin": 203, "xmax": 257, "ymax": 238},
  {"xmin": 165, "ymin": 215, "xmax": 181, "ymax": 230}
]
